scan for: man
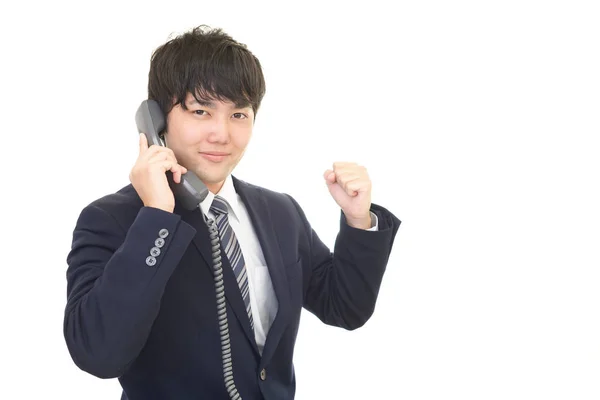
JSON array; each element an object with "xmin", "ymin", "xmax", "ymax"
[{"xmin": 64, "ymin": 25, "xmax": 401, "ymax": 400}]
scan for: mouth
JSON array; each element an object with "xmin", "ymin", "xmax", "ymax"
[{"xmin": 199, "ymin": 152, "xmax": 230, "ymax": 162}]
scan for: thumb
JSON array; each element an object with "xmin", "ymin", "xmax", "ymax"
[
  {"xmin": 139, "ymin": 133, "xmax": 148, "ymax": 153},
  {"xmin": 323, "ymin": 169, "xmax": 336, "ymax": 185}
]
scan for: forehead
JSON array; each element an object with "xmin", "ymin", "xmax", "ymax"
[{"xmin": 185, "ymin": 93, "xmax": 251, "ymax": 110}]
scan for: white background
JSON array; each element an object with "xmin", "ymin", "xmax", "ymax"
[{"xmin": 1, "ymin": 0, "xmax": 599, "ymax": 399}]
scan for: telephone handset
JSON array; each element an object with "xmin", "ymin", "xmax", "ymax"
[
  {"xmin": 134, "ymin": 99, "xmax": 244, "ymax": 400},
  {"xmin": 134, "ymin": 100, "xmax": 210, "ymax": 210}
]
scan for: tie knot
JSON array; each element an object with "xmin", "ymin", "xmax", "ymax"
[{"xmin": 210, "ymin": 195, "xmax": 229, "ymax": 216}]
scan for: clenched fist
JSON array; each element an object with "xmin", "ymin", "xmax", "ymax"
[
  {"xmin": 129, "ymin": 133, "xmax": 188, "ymax": 213},
  {"xmin": 324, "ymin": 162, "xmax": 373, "ymax": 230}
]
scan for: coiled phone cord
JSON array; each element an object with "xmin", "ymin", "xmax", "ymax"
[{"xmin": 203, "ymin": 212, "xmax": 243, "ymax": 400}]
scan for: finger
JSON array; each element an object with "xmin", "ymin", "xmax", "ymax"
[
  {"xmin": 151, "ymin": 160, "xmax": 187, "ymax": 179},
  {"xmin": 336, "ymin": 173, "xmax": 362, "ymax": 186},
  {"xmin": 150, "ymin": 159, "xmax": 176, "ymax": 172},
  {"xmin": 173, "ymin": 165, "xmax": 188, "ymax": 183},
  {"xmin": 143, "ymin": 145, "xmax": 174, "ymax": 161},
  {"xmin": 339, "ymin": 176, "xmax": 366, "ymax": 196},
  {"xmin": 139, "ymin": 133, "xmax": 148, "ymax": 153},
  {"xmin": 139, "ymin": 145, "xmax": 162, "ymax": 161},
  {"xmin": 333, "ymin": 161, "xmax": 356, "ymax": 167},
  {"xmin": 146, "ymin": 148, "xmax": 178, "ymax": 165},
  {"xmin": 323, "ymin": 169, "xmax": 336, "ymax": 183},
  {"xmin": 332, "ymin": 162, "xmax": 358, "ymax": 171},
  {"xmin": 346, "ymin": 180, "xmax": 363, "ymax": 196},
  {"xmin": 147, "ymin": 152, "xmax": 169, "ymax": 165},
  {"xmin": 173, "ymin": 169, "xmax": 181, "ymax": 183},
  {"xmin": 349, "ymin": 178, "xmax": 371, "ymax": 194},
  {"xmin": 333, "ymin": 165, "xmax": 365, "ymax": 177},
  {"xmin": 335, "ymin": 167, "xmax": 368, "ymax": 184}
]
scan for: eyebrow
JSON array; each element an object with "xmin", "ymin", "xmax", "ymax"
[{"xmin": 190, "ymin": 99, "xmax": 216, "ymax": 108}]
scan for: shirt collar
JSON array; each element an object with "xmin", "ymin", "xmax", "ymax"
[{"xmin": 199, "ymin": 174, "xmax": 241, "ymax": 221}]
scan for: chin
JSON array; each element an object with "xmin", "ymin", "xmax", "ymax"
[{"xmin": 193, "ymin": 170, "xmax": 227, "ymax": 183}]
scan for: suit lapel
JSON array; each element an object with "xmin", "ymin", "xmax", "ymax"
[
  {"xmin": 232, "ymin": 176, "xmax": 292, "ymax": 365},
  {"xmin": 174, "ymin": 175, "xmax": 293, "ymax": 363},
  {"xmin": 176, "ymin": 200, "xmax": 260, "ymax": 357}
]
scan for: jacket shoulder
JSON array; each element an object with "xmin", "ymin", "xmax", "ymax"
[
  {"xmin": 79, "ymin": 184, "xmax": 144, "ymax": 231},
  {"xmin": 236, "ymin": 178, "xmax": 299, "ymax": 210},
  {"xmin": 87, "ymin": 184, "xmax": 142, "ymax": 211}
]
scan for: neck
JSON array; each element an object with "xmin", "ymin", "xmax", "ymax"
[{"xmin": 206, "ymin": 180, "xmax": 225, "ymax": 195}]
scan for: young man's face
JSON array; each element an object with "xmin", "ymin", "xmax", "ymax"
[{"xmin": 164, "ymin": 93, "xmax": 254, "ymax": 194}]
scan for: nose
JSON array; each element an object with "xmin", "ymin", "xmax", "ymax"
[{"xmin": 206, "ymin": 116, "xmax": 230, "ymax": 143}]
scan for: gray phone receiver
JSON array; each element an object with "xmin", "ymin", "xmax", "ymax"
[{"xmin": 135, "ymin": 100, "xmax": 210, "ymax": 210}]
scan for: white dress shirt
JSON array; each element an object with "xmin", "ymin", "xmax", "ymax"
[{"xmin": 199, "ymin": 175, "xmax": 378, "ymax": 355}]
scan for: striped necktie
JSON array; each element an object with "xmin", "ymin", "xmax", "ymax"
[{"xmin": 210, "ymin": 195, "xmax": 254, "ymax": 331}]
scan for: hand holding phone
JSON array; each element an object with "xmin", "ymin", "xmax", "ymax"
[
  {"xmin": 134, "ymin": 100, "xmax": 209, "ymax": 211},
  {"xmin": 129, "ymin": 132, "xmax": 188, "ymax": 213}
]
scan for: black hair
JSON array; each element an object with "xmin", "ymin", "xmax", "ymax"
[{"xmin": 148, "ymin": 25, "xmax": 266, "ymax": 119}]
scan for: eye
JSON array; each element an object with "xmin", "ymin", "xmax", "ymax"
[
  {"xmin": 194, "ymin": 110, "xmax": 208, "ymax": 116},
  {"xmin": 232, "ymin": 113, "xmax": 247, "ymax": 119}
]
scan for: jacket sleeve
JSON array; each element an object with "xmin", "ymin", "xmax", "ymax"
[
  {"xmin": 63, "ymin": 205, "xmax": 196, "ymax": 379},
  {"xmin": 287, "ymin": 195, "xmax": 401, "ymax": 330}
]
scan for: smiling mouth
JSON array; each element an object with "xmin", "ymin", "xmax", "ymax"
[{"xmin": 200, "ymin": 152, "xmax": 229, "ymax": 162}]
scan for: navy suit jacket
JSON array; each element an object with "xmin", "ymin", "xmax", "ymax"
[{"xmin": 64, "ymin": 175, "xmax": 401, "ymax": 400}]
